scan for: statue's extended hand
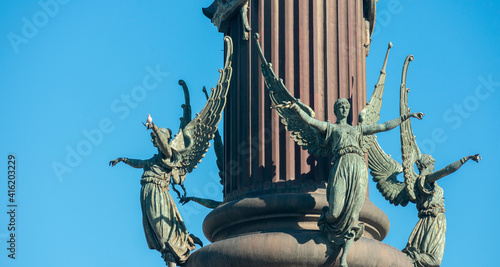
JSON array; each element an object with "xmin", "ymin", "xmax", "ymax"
[
  {"xmin": 289, "ymin": 101, "xmax": 300, "ymax": 111},
  {"xmin": 109, "ymin": 158, "xmax": 123, "ymax": 167},
  {"xmin": 469, "ymin": 154, "xmax": 481, "ymax": 163},
  {"xmin": 142, "ymin": 121, "xmax": 155, "ymax": 130},
  {"xmin": 411, "ymin": 112, "xmax": 425, "ymax": 120},
  {"xmin": 270, "ymin": 100, "xmax": 299, "ymax": 110},
  {"xmin": 179, "ymin": 195, "xmax": 192, "ymax": 205}
]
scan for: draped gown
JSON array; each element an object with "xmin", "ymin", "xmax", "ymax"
[
  {"xmin": 402, "ymin": 176, "xmax": 446, "ymax": 267},
  {"xmin": 128, "ymin": 154, "xmax": 195, "ymax": 264},
  {"xmin": 317, "ymin": 123, "xmax": 367, "ymax": 244}
]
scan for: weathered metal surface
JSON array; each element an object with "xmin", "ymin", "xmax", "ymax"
[
  {"xmin": 257, "ymin": 35, "xmax": 425, "ymax": 265},
  {"xmin": 203, "ymin": 0, "xmax": 249, "ymax": 33},
  {"xmin": 195, "ymin": 1, "xmax": 422, "ymax": 267},
  {"xmin": 109, "ymin": 37, "xmax": 234, "ymax": 266},
  {"xmin": 368, "ymin": 55, "xmax": 481, "ymax": 267},
  {"xmin": 222, "ymin": 0, "xmax": 368, "ymax": 202}
]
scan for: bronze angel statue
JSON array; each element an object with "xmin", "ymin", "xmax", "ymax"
[
  {"xmin": 109, "ymin": 36, "xmax": 233, "ymax": 267},
  {"xmin": 254, "ymin": 35, "xmax": 423, "ymax": 267},
  {"xmin": 367, "ymin": 54, "xmax": 480, "ymax": 267}
]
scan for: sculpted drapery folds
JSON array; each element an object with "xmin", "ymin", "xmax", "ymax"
[
  {"xmin": 109, "ymin": 37, "xmax": 233, "ymax": 266},
  {"xmin": 109, "ymin": 135, "xmax": 198, "ymax": 266},
  {"xmin": 255, "ymin": 36, "xmax": 423, "ymax": 267},
  {"xmin": 367, "ymin": 54, "xmax": 481, "ymax": 267}
]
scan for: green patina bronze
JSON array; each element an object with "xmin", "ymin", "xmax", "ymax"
[
  {"xmin": 202, "ymin": 86, "xmax": 224, "ymax": 184},
  {"xmin": 367, "ymin": 53, "xmax": 481, "ymax": 267},
  {"xmin": 109, "ymin": 36, "xmax": 233, "ymax": 267},
  {"xmin": 178, "ymin": 79, "xmax": 192, "ymax": 131},
  {"xmin": 203, "ymin": 0, "xmax": 250, "ymax": 39},
  {"xmin": 255, "ymin": 35, "xmax": 423, "ymax": 267},
  {"xmin": 180, "ymin": 195, "xmax": 222, "ymax": 209}
]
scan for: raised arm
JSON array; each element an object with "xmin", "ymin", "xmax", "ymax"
[
  {"xmin": 363, "ymin": 112, "xmax": 424, "ymax": 135},
  {"xmin": 151, "ymin": 124, "xmax": 172, "ymax": 158},
  {"xmin": 109, "ymin": 157, "xmax": 148, "ymax": 169},
  {"xmin": 426, "ymin": 154, "xmax": 481, "ymax": 183},
  {"xmin": 290, "ymin": 103, "xmax": 328, "ymax": 132}
]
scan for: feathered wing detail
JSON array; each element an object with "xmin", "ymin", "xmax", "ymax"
[
  {"xmin": 165, "ymin": 36, "xmax": 233, "ymax": 184},
  {"xmin": 361, "ymin": 43, "xmax": 412, "ymax": 206},
  {"xmin": 203, "ymin": 86, "xmax": 224, "ymax": 181},
  {"xmin": 367, "ymin": 136, "xmax": 411, "ymax": 206},
  {"xmin": 170, "ymin": 129, "xmax": 186, "ymax": 152},
  {"xmin": 254, "ymin": 33, "xmax": 329, "ymax": 156},
  {"xmin": 400, "ymin": 55, "xmax": 420, "ymax": 202},
  {"xmin": 360, "ymin": 42, "xmax": 392, "ymax": 152}
]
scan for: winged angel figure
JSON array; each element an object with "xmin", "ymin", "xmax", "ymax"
[
  {"xmin": 367, "ymin": 55, "xmax": 480, "ymax": 267},
  {"xmin": 254, "ymin": 35, "xmax": 423, "ymax": 267},
  {"xmin": 109, "ymin": 36, "xmax": 233, "ymax": 267}
]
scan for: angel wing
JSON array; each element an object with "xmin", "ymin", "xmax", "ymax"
[
  {"xmin": 178, "ymin": 79, "xmax": 192, "ymax": 131},
  {"xmin": 399, "ymin": 55, "xmax": 420, "ymax": 202},
  {"xmin": 359, "ymin": 42, "xmax": 392, "ymax": 133},
  {"xmin": 368, "ymin": 137, "xmax": 412, "ymax": 206},
  {"xmin": 253, "ymin": 33, "xmax": 329, "ymax": 156},
  {"xmin": 203, "ymin": 86, "xmax": 224, "ymax": 182},
  {"xmin": 360, "ymin": 43, "xmax": 412, "ymax": 206},
  {"xmin": 164, "ymin": 36, "xmax": 233, "ymax": 185}
]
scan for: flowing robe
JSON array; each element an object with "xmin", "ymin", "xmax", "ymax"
[
  {"xmin": 403, "ymin": 176, "xmax": 446, "ymax": 267},
  {"xmin": 128, "ymin": 155, "xmax": 195, "ymax": 264},
  {"xmin": 317, "ymin": 123, "xmax": 367, "ymax": 244}
]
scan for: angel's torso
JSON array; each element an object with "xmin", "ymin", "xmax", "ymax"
[
  {"xmin": 141, "ymin": 155, "xmax": 171, "ymax": 180},
  {"xmin": 329, "ymin": 124, "xmax": 363, "ymax": 156},
  {"xmin": 417, "ymin": 178, "xmax": 445, "ymax": 217}
]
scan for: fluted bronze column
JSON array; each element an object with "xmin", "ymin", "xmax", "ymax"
[
  {"xmin": 185, "ymin": 1, "xmax": 412, "ymax": 266},
  {"xmin": 223, "ymin": 0, "xmax": 368, "ymax": 201}
]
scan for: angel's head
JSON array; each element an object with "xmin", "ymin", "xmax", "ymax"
[
  {"xmin": 151, "ymin": 128, "xmax": 172, "ymax": 147},
  {"xmin": 416, "ymin": 154, "xmax": 435, "ymax": 173},
  {"xmin": 334, "ymin": 98, "xmax": 350, "ymax": 119}
]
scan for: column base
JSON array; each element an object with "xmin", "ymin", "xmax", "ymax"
[
  {"xmin": 184, "ymin": 232, "xmax": 412, "ymax": 267},
  {"xmin": 202, "ymin": 191, "xmax": 390, "ymax": 242},
  {"xmin": 184, "ymin": 191, "xmax": 410, "ymax": 266}
]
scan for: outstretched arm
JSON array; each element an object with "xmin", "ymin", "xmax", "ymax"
[
  {"xmin": 426, "ymin": 154, "xmax": 481, "ymax": 183},
  {"xmin": 363, "ymin": 112, "xmax": 424, "ymax": 135},
  {"xmin": 179, "ymin": 196, "xmax": 222, "ymax": 209},
  {"xmin": 290, "ymin": 103, "xmax": 328, "ymax": 132},
  {"xmin": 109, "ymin": 157, "xmax": 148, "ymax": 169}
]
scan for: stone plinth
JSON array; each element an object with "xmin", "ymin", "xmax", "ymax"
[
  {"xmin": 184, "ymin": 192, "xmax": 411, "ymax": 267},
  {"xmin": 186, "ymin": 234, "xmax": 411, "ymax": 267}
]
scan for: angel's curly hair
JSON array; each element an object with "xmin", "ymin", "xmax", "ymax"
[
  {"xmin": 416, "ymin": 154, "xmax": 435, "ymax": 172},
  {"xmin": 334, "ymin": 98, "xmax": 350, "ymax": 113}
]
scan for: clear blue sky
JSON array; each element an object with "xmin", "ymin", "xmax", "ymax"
[{"xmin": 0, "ymin": 1, "xmax": 498, "ymax": 266}]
